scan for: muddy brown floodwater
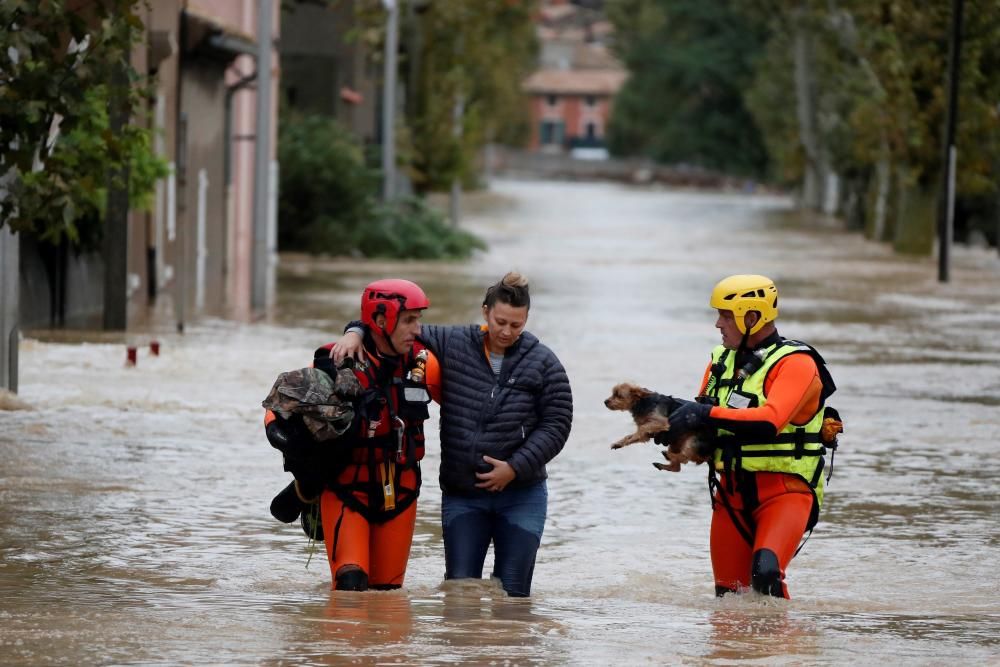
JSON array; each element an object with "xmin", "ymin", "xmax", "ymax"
[{"xmin": 2, "ymin": 179, "xmax": 999, "ymax": 665}]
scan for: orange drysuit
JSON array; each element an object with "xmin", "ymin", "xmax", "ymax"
[
  {"xmin": 699, "ymin": 347, "xmax": 824, "ymax": 598},
  {"xmin": 267, "ymin": 341, "xmax": 439, "ymax": 590}
]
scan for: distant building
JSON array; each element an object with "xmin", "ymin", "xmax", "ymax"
[
  {"xmin": 524, "ymin": 0, "xmax": 626, "ymax": 154},
  {"xmin": 280, "ymin": 0, "xmax": 378, "ymax": 143},
  {"xmin": 523, "ymin": 68, "xmax": 626, "ymax": 153}
]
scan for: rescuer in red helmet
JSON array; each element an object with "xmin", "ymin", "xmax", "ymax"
[{"xmin": 264, "ymin": 278, "xmax": 440, "ymax": 591}]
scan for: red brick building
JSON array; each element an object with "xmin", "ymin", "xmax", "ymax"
[{"xmin": 523, "ymin": 68, "xmax": 626, "ymax": 152}]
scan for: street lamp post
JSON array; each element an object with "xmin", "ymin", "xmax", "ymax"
[
  {"xmin": 382, "ymin": 0, "xmax": 399, "ymax": 202},
  {"xmin": 938, "ymin": 0, "xmax": 964, "ymax": 283},
  {"xmin": 252, "ymin": 0, "xmax": 274, "ymax": 312}
]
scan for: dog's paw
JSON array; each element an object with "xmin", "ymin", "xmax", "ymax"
[
  {"xmin": 611, "ymin": 434, "xmax": 643, "ymax": 449},
  {"xmin": 652, "ymin": 461, "xmax": 681, "ymax": 472}
]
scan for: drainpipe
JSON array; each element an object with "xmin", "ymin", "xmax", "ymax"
[
  {"xmin": 224, "ymin": 72, "xmax": 257, "ymax": 195},
  {"xmin": 174, "ymin": 10, "xmax": 188, "ymax": 332},
  {"xmin": 224, "ymin": 70, "xmax": 256, "ymax": 312}
]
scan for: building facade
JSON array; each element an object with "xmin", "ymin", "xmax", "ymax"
[
  {"xmin": 524, "ymin": 69, "xmax": 625, "ymax": 152},
  {"xmin": 17, "ymin": 0, "xmax": 280, "ymax": 330},
  {"xmin": 279, "ymin": 0, "xmax": 378, "ymax": 144}
]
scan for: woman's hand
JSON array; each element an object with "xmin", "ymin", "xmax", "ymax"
[
  {"xmin": 330, "ymin": 330, "xmax": 364, "ymax": 364},
  {"xmin": 475, "ymin": 455, "xmax": 516, "ymax": 492}
]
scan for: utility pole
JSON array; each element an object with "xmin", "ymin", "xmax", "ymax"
[
  {"xmin": 0, "ymin": 224, "xmax": 17, "ymax": 393},
  {"xmin": 449, "ymin": 92, "xmax": 463, "ymax": 226},
  {"xmin": 382, "ymin": 0, "xmax": 399, "ymax": 201},
  {"xmin": 252, "ymin": 0, "xmax": 274, "ymax": 312},
  {"xmin": 449, "ymin": 33, "xmax": 464, "ymax": 227},
  {"xmin": 937, "ymin": 0, "xmax": 963, "ymax": 283}
]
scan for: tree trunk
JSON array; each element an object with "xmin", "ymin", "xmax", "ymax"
[
  {"xmin": 894, "ymin": 177, "xmax": 937, "ymax": 255},
  {"xmin": 870, "ymin": 150, "xmax": 891, "ymax": 241},
  {"xmin": 792, "ymin": 6, "xmax": 827, "ymax": 212},
  {"xmin": 827, "ymin": 4, "xmax": 894, "ymax": 232}
]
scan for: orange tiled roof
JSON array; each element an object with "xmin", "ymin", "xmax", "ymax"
[{"xmin": 523, "ymin": 68, "xmax": 627, "ymax": 96}]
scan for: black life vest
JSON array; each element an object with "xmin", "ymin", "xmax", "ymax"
[{"xmin": 313, "ymin": 341, "xmax": 432, "ymax": 522}]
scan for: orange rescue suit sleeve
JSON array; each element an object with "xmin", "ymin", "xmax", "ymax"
[
  {"xmin": 697, "ymin": 364, "xmax": 712, "ymax": 395},
  {"xmin": 707, "ymin": 353, "xmax": 823, "ymax": 431}
]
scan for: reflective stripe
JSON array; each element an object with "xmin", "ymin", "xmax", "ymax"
[{"xmin": 403, "ymin": 386, "xmax": 430, "ymax": 402}]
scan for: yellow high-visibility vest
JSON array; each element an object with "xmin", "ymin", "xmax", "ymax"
[{"xmin": 707, "ymin": 340, "xmax": 832, "ymax": 506}]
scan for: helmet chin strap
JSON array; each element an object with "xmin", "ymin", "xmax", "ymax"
[
  {"xmin": 376, "ymin": 326, "xmax": 400, "ymax": 356},
  {"xmin": 385, "ymin": 333, "xmax": 400, "ymax": 355},
  {"xmin": 738, "ymin": 328, "xmax": 752, "ymax": 352},
  {"xmin": 738, "ymin": 312, "xmax": 755, "ymax": 351}
]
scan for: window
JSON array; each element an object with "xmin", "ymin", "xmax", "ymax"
[
  {"xmin": 540, "ymin": 120, "xmax": 565, "ymax": 145},
  {"xmin": 547, "ymin": 94, "xmax": 558, "ymax": 107},
  {"xmin": 585, "ymin": 95, "xmax": 597, "ymax": 107}
]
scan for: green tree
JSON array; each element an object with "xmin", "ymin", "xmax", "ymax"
[
  {"xmin": 744, "ymin": 0, "xmax": 1000, "ymax": 251},
  {"xmin": 607, "ymin": 0, "xmax": 771, "ymax": 177},
  {"xmin": 606, "ymin": 0, "xmax": 665, "ymax": 58},
  {"xmin": 0, "ymin": 0, "xmax": 165, "ymax": 250},
  {"xmin": 355, "ymin": 0, "xmax": 538, "ymax": 192},
  {"xmin": 278, "ymin": 113, "xmax": 378, "ymax": 251},
  {"xmin": 278, "ymin": 113, "xmax": 485, "ymax": 259}
]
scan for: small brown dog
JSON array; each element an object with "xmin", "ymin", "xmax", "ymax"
[{"xmin": 604, "ymin": 382, "xmax": 713, "ymax": 472}]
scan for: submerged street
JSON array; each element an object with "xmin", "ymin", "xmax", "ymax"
[{"xmin": 2, "ymin": 179, "xmax": 999, "ymax": 665}]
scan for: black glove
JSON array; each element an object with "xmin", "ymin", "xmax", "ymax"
[
  {"xmin": 270, "ymin": 481, "xmax": 304, "ymax": 523},
  {"xmin": 667, "ymin": 400, "xmax": 713, "ymax": 433},
  {"xmin": 265, "ymin": 415, "xmax": 315, "ymax": 459}
]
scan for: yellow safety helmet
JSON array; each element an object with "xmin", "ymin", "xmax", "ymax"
[{"xmin": 710, "ymin": 274, "xmax": 778, "ymax": 335}]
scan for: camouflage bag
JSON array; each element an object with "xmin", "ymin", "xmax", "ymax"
[{"xmin": 261, "ymin": 366, "xmax": 362, "ymax": 441}]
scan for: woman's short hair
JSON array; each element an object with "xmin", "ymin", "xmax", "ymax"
[{"xmin": 483, "ymin": 272, "xmax": 530, "ymax": 310}]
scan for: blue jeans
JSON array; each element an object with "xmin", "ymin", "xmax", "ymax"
[{"xmin": 441, "ymin": 481, "xmax": 548, "ymax": 597}]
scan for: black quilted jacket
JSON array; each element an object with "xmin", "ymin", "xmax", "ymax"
[{"xmin": 419, "ymin": 324, "xmax": 573, "ymax": 496}]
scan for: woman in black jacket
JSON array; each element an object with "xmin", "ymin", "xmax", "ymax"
[{"xmin": 334, "ymin": 272, "xmax": 573, "ymax": 596}]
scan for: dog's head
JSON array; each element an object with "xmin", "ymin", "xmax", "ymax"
[{"xmin": 604, "ymin": 383, "xmax": 653, "ymax": 411}]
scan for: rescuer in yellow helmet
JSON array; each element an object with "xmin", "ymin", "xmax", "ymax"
[{"xmin": 657, "ymin": 274, "xmax": 843, "ymax": 599}]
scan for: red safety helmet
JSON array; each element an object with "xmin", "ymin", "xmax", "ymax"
[{"xmin": 361, "ymin": 279, "xmax": 430, "ymax": 336}]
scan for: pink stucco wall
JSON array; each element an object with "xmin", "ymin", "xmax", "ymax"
[{"xmin": 188, "ymin": 1, "xmax": 280, "ymax": 320}]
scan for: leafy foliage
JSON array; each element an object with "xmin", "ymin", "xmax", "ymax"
[
  {"xmin": 278, "ymin": 113, "xmax": 485, "ymax": 259},
  {"xmin": 355, "ymin": 0, "xmax": 539, "ymax": 192},
  {"xmin": 743, "ymin": 0, "xmax": 1000, "ymax": 245},
  {"xmin": 0, "ymin": 0, "xmax": 166, "ymax": 249},
  {"xmin": 607, "ymin": 0, "xmax": 771, "ymax": 177},
  {"xmin": 278, "ymin": 113, "xmax": 379, "ymax": 252},
  {"xmin": 361, "ymin": 197, "xmax": 487, "ymax": 259}
]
